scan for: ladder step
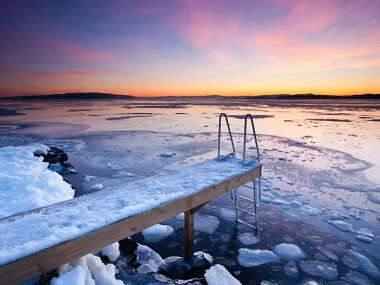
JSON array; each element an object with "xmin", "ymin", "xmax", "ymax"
[
  {"xmin": 237, "ymin": 219, "xmax": 256, "ymax": 229},
  {"xmin": 236, "ymin": 207, "xmax": 256, "ymax": 216},
  {"xmin": 236, "ymin": 195, "xmax": 255, "ymax": 203},
  {"xmin": 241, "ymin": 185, "xmax": 254, "ymax": 189}
]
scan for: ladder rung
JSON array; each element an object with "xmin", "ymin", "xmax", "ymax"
[
  {"xmin": 241, "ymin": 185, "xmax": 254, "ymax": 189},
  {"xmin": 237, "ymin": 219, "xmax": 256, "ymax": 229},
  {"xmin": 236, "ymin": 195, "xmax": 255, "ymax": 203},
  {"xmin": 236, "ymin": 207, "xmax": 255, "ymax": 216}
]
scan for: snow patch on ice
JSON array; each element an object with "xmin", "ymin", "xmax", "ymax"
[
  {"xmin": 142, "ymin": 224, "xmax": 174, "ymax": 243},
  {"xmin": 205, "ymin": 264, "xmax": 241, "ymax": 285}
]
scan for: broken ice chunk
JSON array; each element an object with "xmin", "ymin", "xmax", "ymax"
[
  {"xmin": 142, "ymin": 224, "xmax": 174, "ymax": 243},
  {"xmin": 237, "ymin": 249, "xmax": 280, "ymax": 267}
]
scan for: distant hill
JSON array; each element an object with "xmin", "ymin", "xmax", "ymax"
[
  {"xmin": 1, "ymin": 92, "xmax": 135, "ymax": 100},
  {"xmin": 1, "ymin": 92, "xmax": 379, "ymax": 100}
]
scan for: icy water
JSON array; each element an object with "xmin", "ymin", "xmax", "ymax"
[{"xmin": 0, "ymin": 98, "xmax": 379, "ymax": 284}]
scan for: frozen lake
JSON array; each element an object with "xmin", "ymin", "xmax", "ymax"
[{"xmin": 0, "ymin": 98, "xmax": 379, "ymax": 284}]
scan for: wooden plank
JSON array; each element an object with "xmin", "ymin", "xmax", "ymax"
[
  {"xmin": 184, "ymin": 210, "xmax": 194, "ymax": 261},
  {"xmin": 0, "ymin": 165, "xmax": 261, "ymax": 285}
]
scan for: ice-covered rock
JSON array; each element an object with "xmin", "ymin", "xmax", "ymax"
[
  {"xmin": 284, "ymin": 261, "xmax": 298, "ymax": 278},
  {"xmin": 273, "ymin": 243, "xmax": 305, "ymax": 261},
  {"xmin": 176, "ymin": 213, "xmax": 184, "ymax": 220},
  {"xmin": 136, "ymin": 244, "xmax": 164, "ymax": 273},
  {"xmin": 101, "ymin": 242, "xmax": 120, "ymax": 262},
  {"xmin": 219, "ymin": 208, "xmax": 236, "ymax": 221},
  {"xmin": 237, "ymin": 233, "xmax": 260, "ymax": 245},
  {"xmin": 90, "ymin": 183, "xmax": 104, "ymax": 191},
  {"xmin": 237, "ymin": 249, "xmax": 280, "ymax": 267},
  {"xmin": 205, "ymin": 264, "xmax": 241, "ymax": 285},
  {"xmin": 0, "ymin": 144, "xmax": 75, "ymax": 218},
  {"xmin": 348, "ymin": 250, "xmax": 380, "ymax": 279},
  {"xmin": 142, "ymin": 224, "xmax": 174, "ymax": 242},
  {"xmin": 299, "ymin": 261, "xmax": 338, "ymax": 280},
  {"xmin": 330, "ymin": 220, "xmax": 354, "ymax": 232}
]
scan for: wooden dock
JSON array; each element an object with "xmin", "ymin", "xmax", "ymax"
[{"xmin": 0, "ymin": 158, "xmax": 261, "ymax": 285}]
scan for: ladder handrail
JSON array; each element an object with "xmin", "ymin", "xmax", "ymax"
[
  {"xmin": 217, "ymin": 113, "xmax": 236, "ymax": 159},
  {"xmin": 243, "ymin": 114, "xmax": 260, "ymax": 165}
]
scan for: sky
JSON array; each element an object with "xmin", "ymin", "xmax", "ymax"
[{"xmin": 0, "ymin": 0, "xmax": 379, "ymax": 97}]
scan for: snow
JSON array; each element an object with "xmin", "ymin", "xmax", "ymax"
[
  {"xmin": 0, "ymin": 144, "xmax": 75, "ymax": 219},
  {"xmin": 237, "ymin": 249, "xmax": 280, "ymax": 267},
  {"xmin": 51, "ymin": 266, "xmax": 87, "ymax": 285},
  {"xmin": 0, "ymin": 158, "xmax": 260, "ymax": 266},
  {"xmin": 299, "ymin": 261, "xmax": 338, "ymax": 280},
  {"xmin": 142, "ymin": 224, "xmax": 174, "ymax": 242},
  {"xmin": 237, "ymin": 233, "xmax": 260, "ymax": 245},
  {"xmin": 101, "ymin": 243, "xmax": 120, "ymax": 262},
  {"xmin": 53, "ymin": 254, "xmax": 123, "ymax": 285},
  {"xmin": 90, "ymin": 184, "xmax": 104, "ymax": 191},
  {"xmin": 219, "ymin": 208, "xmax": 236, "ymax": 221},
  {"xmin": 273, "ymin": 243, "xmax": 305, "ymax": 261},
  {"xmin": 136, "ymin": 244, "xmax": 164, "ymax": 273},
  {"xmin": 204, "ymin": 264, "xmax": 241, "ymax": 285}
]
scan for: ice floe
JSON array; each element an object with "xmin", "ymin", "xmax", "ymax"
[
  {"xmin": 237, "ymin": 233, "xmax": 260, "ymax": 245},
  {"xmin": 142, "ymin": 224, "xmax": 174, "ymax": 243},
  {"xmin": 205, "ymin": 264, "xmax": 241, "ymax": 285},
  {"xmin": 284, "ymin": 261, "xmax": 298, "ymax": 278},
  {"xmin": 237, "ymin": 249, "xmax": 280, "ymax": 267},
  {"xmin": 53, "ymin": 254, "xmax": 123, "ymax": 285},
  {"xmin": 101, "ymin": 242, "xmax": 120, "ymax": 262},
  {"xmin": 90, "ymin": 183, "xmax": 104, "ymax": 191},
  {"xmin": 299, "ymin": 205, "xmax": 319, "ymax": 216},
  {"xmin": 136, "ymin": 244, "xmax": 164, "ymax": 273},
  {"xmin": 348, "ymin": 250, "xmax": 380, "ymax": 279},
  {"xmin": 299, "ymin": 261, "xmax": 338, "ymax": 280},
  {"xmin": 329, "ymin": 220, "xmax": 355, "ymax": 233},
  {"xmin": 273, "ymin": 243, "xmax": 305, "ymax": 261},
  {"xmin": 219, "ymin": 208, "xmax": 236, "ymax": 221}
]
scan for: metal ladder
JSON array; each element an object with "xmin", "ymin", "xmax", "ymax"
[
  {"xmin": 217, "ymin": 113, "xmax": 236, "ymax": 160},
  {"xmin": 232, "ymin": 114, "xmax": 261, "ymax": 233}
]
